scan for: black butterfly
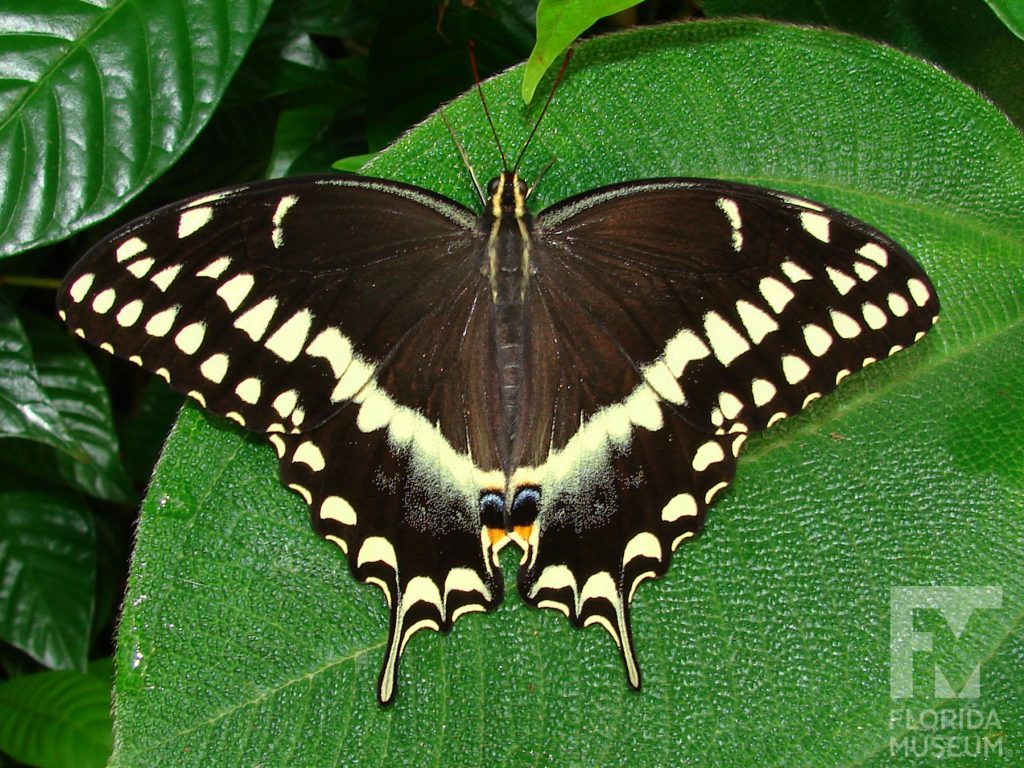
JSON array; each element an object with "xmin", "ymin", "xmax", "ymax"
[{"xmin": 58, "ymin": 97, "xmax": 938, "ymax": 704}]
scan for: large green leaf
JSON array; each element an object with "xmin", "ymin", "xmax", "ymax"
[
  {"xmin": 0, "ymin": 477, "xmax": 96, "ymax": 670},
  {"xmin": 0, "ymin": 301, "xmax": 75, "ymax": 452},
  {"xmin": 701, "ymin": 0, "xmax": 1024, "ymax": 129},
  {"xmin": 111, "ymin": 21, "xmax": 1023, "ymax": 767},
  {"xmin": 0, "ymin": 666, "xmax": 112, "ymax": 768},
  {"xmin": 0, "ymin": 0, "xmax": 275, "ymax": 257},
  {"xmin": 0, "ymin": 314, "xmax": 135, "ymax": 504}
]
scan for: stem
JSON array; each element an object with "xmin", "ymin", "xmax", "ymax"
[{"xmin": 0, "ymin": 275, "xmax": 63, "ymax": 290}]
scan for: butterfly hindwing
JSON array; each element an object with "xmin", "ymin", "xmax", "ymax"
[{"xmin": 275, "ymin": 414, "xmax": 504, "ymax": 704}]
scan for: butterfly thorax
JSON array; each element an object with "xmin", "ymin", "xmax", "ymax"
[{"xmin": 481, "ymin": 171, "xmax": 536, "ymax": 475}]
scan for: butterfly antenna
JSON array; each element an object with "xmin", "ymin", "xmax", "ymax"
[
  {"xmin": 526, "ymin": 155, "xmax": 558, "ymax": 198},
  {"xmin": 512, "ymin": 49, "xmax": 573, "ymax": 177},
  {"xmin": 469, "ymin": 41, "xmax": 508, "ymax": 171},
  {"xmin": 441, "ymin": 107, "xmax": 486, "ymax": 205}
]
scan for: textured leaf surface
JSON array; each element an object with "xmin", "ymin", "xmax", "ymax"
[
  {"xmin": 0, "ymin": 302, "xmax": 74, "ymax": 451},
  {"xmin": 523, "ymin": 0, "xmax": 643, "ymax": 101},
  {"xmin": 0, "ymin": 315, "xmax": 135, "ymax": 503},
  {"xmin": 111, "ymin": 21, "xmax": 1023, "ymax": 767},
  {"xmin": 702, "ymin": 0, "xmax": 1024, "ymax": 128},
  {"xmin": 0, "ymin": 0, "xmax": 274, "ymax": 257},
  {"xmin": 0, "ymin": 667, "xmax": 112, "ymax": 768},
  {"xmin": 0, "ymin": 478, "xmax": 95, "ymax": 670}
]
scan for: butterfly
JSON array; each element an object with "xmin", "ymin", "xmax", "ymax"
[{"xmin": 58, "ymin": 65, "xmax": 939, "ymax": 704}]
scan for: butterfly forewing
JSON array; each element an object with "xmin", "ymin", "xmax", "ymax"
[{"xmin": 60, "ymin": 177, "xmax": 490, "ymax": 434}]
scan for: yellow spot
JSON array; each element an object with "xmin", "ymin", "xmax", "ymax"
[
  {"xmin": 862, "ymin": 302, "xmax": 887, "ymax": 330},
  {"xmin": 829, "ymin": 309, "xmax": 861, "ymax": 339},
  {"xmin": 178, "ymin": 206, "xmax": 213, "ymax": 238},
  {"xmin": 759, "ymin": 276, "xmax": 794, "ymax": 314},
  {"xmin": 320, "ymin": 496, "xmax": 356, "ymax": 526},
  {"xmin": 705, "ymin": 480, "xmax": 730, "ymax": 503},
  {"xmin": 735, "ymin": 300, "xmax": 778, "ymax": 344},
  {"xmin": 692, "ymin": 441, "xmax": 725, "ymax": 472},
  {"xmin": 857, "ymin": 242, "xmax": 888, "ymax": 267},
  {"xmin": 272, "ymin": 389, "xmax": 298, "ymax": 417},
  {"xmin": 664, "ymin": 329, "xmax": 710, "ymax": 377},
  {"xmin": 716, "ymin": 197, "xmax": 742, "ymax": 251},
  {"xmin": 68, "ymin": 273, "xmax": 95, "ymax": 303},
  {"xmin": 803, "ymin": 324, "xmax": 833, "ymax": 357},
  {"xmin": 91, "ymin": 288, "xmax": 116, "ymax": 314},
  {"xmin": 853, "ymin": 261, "xmax": 878, "ymax": 281},
  {"xmin": 151, "ymin": 264, "xmax": 182, "ymax": 291},
  {"xmin": 174, "ymin": 322, "xmax": 206, "ymax": 355},
  {"xmin": 661, "ymin": 493, "xmax": 698, "ymax": 522},
  {"xmin": 306, "ymin": 327, "xmax": 352, "ymax": 377},
  {"xmin": 887, "ymin": 292, "xmax": 910, "ymax": 317},
  {"xmin": 265, "ymin": 309, "xmax": 313, "ymax": 362},
  {"xmin": 826, "ymin": 267, "xmax": 856, "ymax": 295},
  {"xmin": 216, "ymin": 274, "xmax": 255, "ymax": 312},
  {"xmin": 782, "ymin": 354, "xmax": 810, "ymax": 384},
  {"xmin": 235, "ymin": 377, "xmax": 262, "ymax": 404},
  {"xmin": 116, "ymin": 300, "xmax": 144, "ymax": 327},
  {"xmin": 200, "ymin": 353, "xmax": 229, "ymax": 383},
  {"xmin": 293, "ymin": 441, "xmax": 325, "ymax": 472},
  {"xmin": 127, "ymin": 257, "xmax": 155, "ymax": 278},
  {"xmin": 907, "ymin": 278, "xmax": 930, "ymax": 307},
  {"xmin": 704, "ymin": 311, "xmax": 750, "ymax": 366},
  {"xmin": 116, "ymin": 237, "xmax": 147, "ymax": 262},
  {"xmin": 234, "ymin": 298, "xmax": 278, "ymax": 341},
  {"xmin": 145, "ymin": 305, "xmax": 179, "ymax": 337},
  {"xmin": 751, "ymin": 378, "xmax": 776, "ymax": 406},
  {"xmin": 799, "ymin": 211, "xmax": 830, "ymax": 242},
  {"xmin": 780, "ymin": 260, "xmax": 812, "ymax": 282},
  {"xmin": 197, "ymin": 256, "xmax": 231, "ymax": 279},
  {"xmin": 671, "ymin": 531, "xmax": 695, "ymax": 551}
]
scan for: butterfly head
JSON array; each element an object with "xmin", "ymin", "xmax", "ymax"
[{"xmin": 486, "ymin": 171, "xmax": 529, "ymax": 220}]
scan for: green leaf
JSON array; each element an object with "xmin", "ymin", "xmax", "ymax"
[
  {"xmin": 0, "ymin": 314, "xmax": 135, "ymax": 503},
  {"xmin": 0, "ymin": 477, "xmax": 95, "ymax": 670},
  {"xmin": 0, "ymin": 301, "xmax": 74, "ymax": 452},
  {"xmin": 702, "ymin": 0, "xmax": 1024, "ymax": 129},
  {"xmin": 523, "ymin": 0, "xmax": 642, "ymax": 102},
  {"xmin": 332, "ymin": 151, "xmax": 380, "ymax": 173},
  {"xmin": 0, "ymin": 0, "xmax": 275, "ymax": 258},
  {"xmin": 111, "ymin": 20, "xmax": 1023, "ymax": 767},
  {"xmin": 0, "ymin": 667, "xmax": 112, "ymax": 768},
  {"xmin": 985, "ymin": 0, "xmax": 1024, "ymax": 40}
]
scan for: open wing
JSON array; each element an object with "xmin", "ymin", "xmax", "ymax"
[
  {"xmin": 517, "ymin": 178, "xmax": 940, "ymax": 687},
  {"xmin": 58, "ymin": 175, "xmax": 504, "ymax": 703}
]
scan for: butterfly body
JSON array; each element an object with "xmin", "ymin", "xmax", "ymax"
[
  {"xmin": 481, "ymin": 172, "xmax": 535, "ymax": 478},
  {"xmin": 59, "ymin": 163, "xmax": 938, "ymax": 703}
]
